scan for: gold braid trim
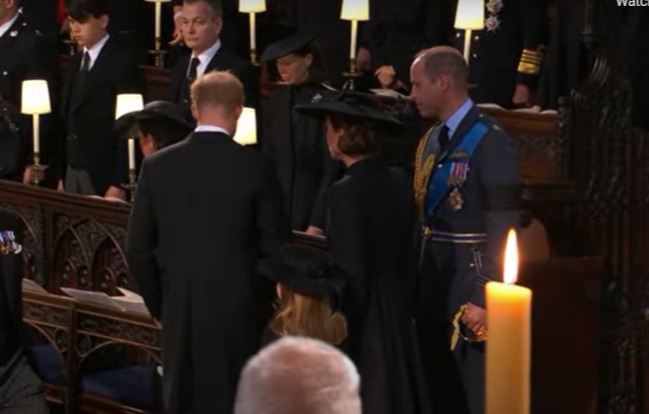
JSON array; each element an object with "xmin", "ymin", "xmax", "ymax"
[
  {"xmin": 414, "ymin": 127, "xmax": 436, "ymax": 222},
  {"xmin": 517, "ymin": 46, "xmax": 546, "ymax": 75}
]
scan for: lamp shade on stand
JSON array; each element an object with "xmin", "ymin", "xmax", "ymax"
[
  {"xmin": 239, "ymin": 0, "xmax": 266, "ymax": 64},
  {"xmin": 21, "ymin": 80, "xmax": 51, "ymax": 185},
  {"xmin": 454, "ymin": 0, "xmax": 484, "ymax": 66},
  {"xmin": 145, "ymin": 0, "xmax": 171, "ymax": 68},
  {"xmin": 340, "ymin": 0, "xmax": 369, "ymax": 89},
  {"xmin": 116, "ymin": 94, "xmax": 144, "ymax": 201},
  {"xmin": 234, "ymin": 107, "xmax": 257, "ymax": 145}
]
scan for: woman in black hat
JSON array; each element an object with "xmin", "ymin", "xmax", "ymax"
[
  {"xmin": 260, "ymin": 28, "xmax": 342, "ymax": 235},
  {"xmin": 257, "ymin": 243, "xmax": 348, "ymax": 347},
  {"xmin": 296, "ymin": 92, "xmax": 431, "ymax": 414},
  {"xmin": 115, "ymin": 100, "xmax": 193, "ymax": 159}
]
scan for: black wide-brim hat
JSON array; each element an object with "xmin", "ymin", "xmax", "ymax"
[
  {"xmin": 295, "ymin": 90, "xmax": 403, "ymax": 131},
  {"xmin": 258, "ymin": 244, "xmax": 346, "ymax": 310},
  {"xmin": 115, "ymin": 100, "xmax": 191, "ymax": 136},
  {"xmin": 260, "ymin": 27, "xmax": 319, "ymax": 62}
]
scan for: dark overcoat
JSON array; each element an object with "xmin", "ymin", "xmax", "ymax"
[
  {"xmin": 125, "ymin": 131, "xmax": 290, "ymax": 414},
  {"xmin": 327, "ymin": 157, "xmax": 430, "ymax": 414}
]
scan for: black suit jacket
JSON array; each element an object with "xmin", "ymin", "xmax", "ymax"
[
  {"xmin": 167, "ymin": 46, "xmax": 259, "ymax": 122},
  {"xmin": 59, "ymin": 37, "xmax": 143, "ymax": 194},
  {"xmin": 0, "ymin": 14, "xmax": 60, "ymax": 180},
  {"xmin": 0, "ymin": 211, "xmax": 23, "ymax": 368},
  {"xmin": 125, "ymin": 131, "xmax": 289, "ymax": 413}
]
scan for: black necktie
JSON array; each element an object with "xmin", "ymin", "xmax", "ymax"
[
  {"xmin": 439, "ymin": 124, "xmax": 450, "ymax": 153},
  {"xmin": 188, "ymin": 57, "xmax": 200, "ymax": 83},
  {"xmin": 81, "ymin": 51, "xmax": 91, "ymax": 74}
]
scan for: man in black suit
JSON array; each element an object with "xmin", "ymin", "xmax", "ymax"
[
  {"xmin": 410, "ymin": 47, "xmax": 522, "ymax": 414},
  {"xmin": 126, "ymin": 71, "xmax": 289, "ymax": 414},
  {"xmin": 168, "ymin": 0, "xmax": 258, "ymax": 123},
  {"xmin": 0, "ymin": 0, "xmax": 59, "ymax": 183},
  {"xmin": 0, "ymin": 211, "xmax": 49, "ymax": 413},
  {"xmin": 58, "ymin": 0, "xmax": 143, "ymax": 199}
]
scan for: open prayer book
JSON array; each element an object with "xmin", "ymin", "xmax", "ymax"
[{"xmin": 60, "ymin": 286, "xmax": 151, "ymax": 318}]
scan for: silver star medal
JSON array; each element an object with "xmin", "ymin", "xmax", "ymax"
[
  {"xmin": 485, "ymin": 15, "xmax": 501, "ymax": 33},
  {"xmin": 311, "ymin": 93, "xmax": 323, "ymax": 103}
]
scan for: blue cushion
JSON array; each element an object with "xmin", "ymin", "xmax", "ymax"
[
  {"xmin": 82, "ymin": 365, "xmax": 155, "ymax": 409},
  {"xmin": 27, "ymin": 344, "xmax": 65, "ymax": 383}
]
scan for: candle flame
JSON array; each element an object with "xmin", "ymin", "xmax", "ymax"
[{"xmin": 503, "ymin": 228, "xmax": 518, "ymax": 285}]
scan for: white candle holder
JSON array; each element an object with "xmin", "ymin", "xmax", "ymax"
[
  {"xmin": 115, "ymin": 94, "xmax": 144, "ymax": 201},
  {"xmin": 454, "ymin": 0, "xmax": 484, "ymax": 68},
  {"xmin": 146, "ymin": 0, "xmax": 172, "ymax": 68}
]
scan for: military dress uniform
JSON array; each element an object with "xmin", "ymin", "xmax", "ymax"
[
  {"xmin": 413, "ymin": 100, "xmax": 522, "ymax": 414},
  {"xmin": 454, "ymin": 0, "xmax": 548, "ymax": 108},
  {"xmin": 0, "ymin": 12, "xmax": 59, "ymax": 181}
]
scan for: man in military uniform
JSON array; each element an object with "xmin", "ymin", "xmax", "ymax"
[
  {"xmin": 409, "ymin": 46, "xmax": 522, "ymax": 414},
  {"xmin": 0, "ymin": 1, "xmax": 59, "ymax": 182},
  {"xmin": 454, "ymin": 0, "xmax": 548, "ymax": 108},
  {"xmin": 0, "ymin": 210, "xmax": 49, "ymax": 413}
]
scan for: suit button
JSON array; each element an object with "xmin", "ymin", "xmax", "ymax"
[
  {"xmin": 2, "ymin": 71, "xmax": 7, "ymax": 76},
  {"xmin": 474, "ymin": 35, "xmax": 480, "ymax": 41},
  {"xmin": 472, "ymin": 53, "xmax": 478, "ymax": 59},
  {"xmin": 456, "ymin": 32, "xmax": 461, "ymax": 38}
]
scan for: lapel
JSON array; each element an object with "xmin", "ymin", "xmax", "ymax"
[
  {"xmin": 0, "ymin": 14, "xmax": 24, "ymax": 49},
  {"xmin": 173, "ymin": 54, "xmax": 190, "ymax": 100},
  {"xmin": 62, "ymin": 52, "xmax": 82, "ymax": 115},
  {"xmin": 436, "ymin": 105, "xmax": 481, "ymax": 166},
  {"xmin": 72, "ymin": 38, "xmax": 116, "ymax": 112},
  {"xmin": 205, "ymin": 48, "xmax": 231, "ymax": 74}
]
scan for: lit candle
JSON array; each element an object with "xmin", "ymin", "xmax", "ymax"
[
  {"xmin": 486, "ymin": 229, "xmax": 532, "ymax": 414},
  {"xmin": 154, "ymin": 1, "xmax": 161, "ymax": 39},
  {"xmin": 128, "ymin": 138, "xmax": 136, "ymax": 171},
  {"xmin": 350, "ymin": 20, "xmax": 358, "ymax": 60},
  {"xmin": 249, "ymin": 12, "xmax": 256, "ymax": 51},
  {"xmin": 453, "ymin": 0, "xmax": 484, "ymax": 67}
]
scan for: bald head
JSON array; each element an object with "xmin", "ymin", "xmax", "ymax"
[
  {"xmin": 414, "ymin": 46, "xmax": 469, "ymax": 91},
  {"xmin": 234, "ymin": 337, "xmax": 362, "ymax": 414}
]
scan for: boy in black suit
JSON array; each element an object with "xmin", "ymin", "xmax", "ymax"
[
  {"xmin": 168, "ymin": 0, "xmax": 258, "ymax": 122},
  {"xmin": 58, "ymin": 0, "xmax": 143, "ymax": 199}
]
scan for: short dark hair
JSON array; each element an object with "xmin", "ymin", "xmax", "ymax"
[
  {"xmin": 182, "ymin": 0, "xmax": 223, "ymax": 16},
  {"xmin": 329, "ymin": 115, "xmax": 381, "ymax": 157},
  {"xmin": 274, "ymin": 41, "xmax": 329, "ymax": 84},
  {"xmin": 136, "ymin": 118, "xmax": 191, "ymax": 150},
  {"xmin": 64, "ymin": 0, "xmax": 109, "ymax": 21},
  {"xmin": 416, "ymin": 49, "xmax": 469, "ymax": 91}
]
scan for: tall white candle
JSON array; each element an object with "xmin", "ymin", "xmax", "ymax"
[
  {"xmin": 155, "ymin": 1, "xmax": 162, "ymax": 39},
  {"xmin": 249, "ymin": 12, "xmax": 256, "ymax": 51},
  {"xmin": 32, "ymin": 114, "xmax": 40, "ymax": 153},
  {"xmin": 128, "ymin": 138, "xmax": 136, "ymax": 170},
  {"xmin": 350, "ymin": 20, "xmax": 358, "ymax": 60}
]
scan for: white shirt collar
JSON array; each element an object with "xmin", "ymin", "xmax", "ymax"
[
  {"xmin": 0, "ymin": 12, "xmax": 20, "ymax": 39},
  {"xmin": 194, "ymin": 125, "xmax": 230, "ymax": 136},
  {"xmin": 190, "ymin": 39, "xmax": 222, "ymax": 77},
  {"xmin": 82, "ymin": 34, "xmax": 110, "ymax": 70}
]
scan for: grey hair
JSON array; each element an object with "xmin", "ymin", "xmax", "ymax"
[
  {"xmin": 182, "ymin": 0, "xmax": 222, "ymax": 16},
  {"xmin": 234, "ymin": 337, "xmax": 362, "ymax": 414}
]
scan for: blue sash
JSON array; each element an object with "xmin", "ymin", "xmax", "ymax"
[{"xmin": 423, "ymin": 121, "xmax": 489, "ymax": 222}]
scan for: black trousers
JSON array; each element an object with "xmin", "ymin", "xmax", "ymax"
[
  {"xmin": 416, "ymin": 318, "xmax": 485, "ymax": 414},
  {"xmin": 0, "ymin": 353, "xmax": 48, "ymax": 414}
]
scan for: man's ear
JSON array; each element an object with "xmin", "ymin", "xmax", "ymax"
[
  {"xmin": 191, "ymin": 103, "xmax": 199, "ymax": 121},
  {"xmin": 233, "ymin": 105, "xmax": 243, "ymax": 121},
  {"xmin": 100, "ymin": 14, "xmax": 110, "ymax": 30}
]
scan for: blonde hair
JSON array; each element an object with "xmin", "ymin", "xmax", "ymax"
[
  {"xmin": 190, "ymin": 71, "xmax": 245, "ymax": 116},
  {"xmin": 271, "ymin": 284, "xmax": 347, "ymax": 346}
]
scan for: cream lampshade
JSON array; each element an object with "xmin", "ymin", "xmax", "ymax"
[
  {"xmin": 234, "ymin": 107, "xmax": 257, "ymax": 145},
  {"xmin": 21, "ymin": 80, "xmax": 51, "ymax": 115},
  {"xmin": 340, "ymin": 0, "xmax": 369, "ymax": 21},
  {"xmin": 115, "ymin": 94, "xmax": 144, "ymax": 120},
  {"xmin": 239, "ymin": 0, "xmax": 265, "ymax": 13},
  {"xmin": 115, "ymin": 94, "xmax": 144, "ymax": 174},
  {"xmin": 454, "ymin": 0, "xmax": 484, "ymax": 65}
]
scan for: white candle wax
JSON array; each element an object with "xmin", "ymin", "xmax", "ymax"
[
  {"xmin": 32, "ymin": 114, "xmax": 40, "ymax": 153},
  {"xmin": 155, "ymin": 2, "xmax": 162, "ymax": 39},
  {"xmin": 249, "ymin": 13, "xmax": 256, "ymax": 51}
]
